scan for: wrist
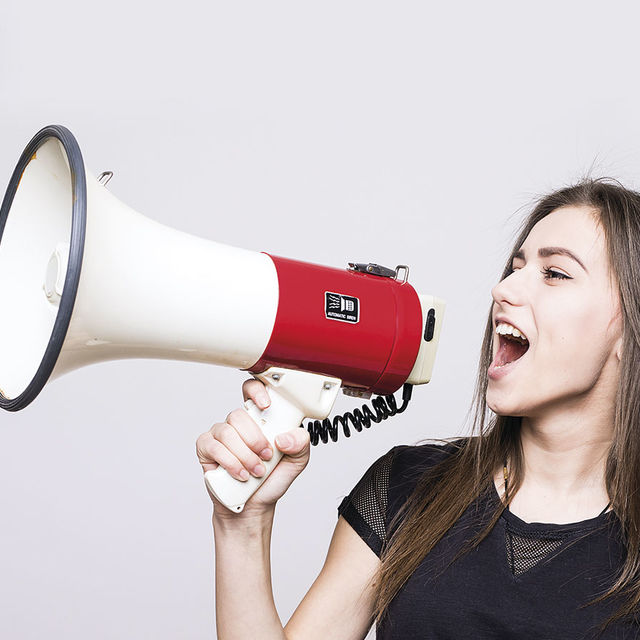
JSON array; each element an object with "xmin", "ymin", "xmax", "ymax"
[{"xmin": 212, "ymin": 503, "xmax": 276, "ymax": 534}]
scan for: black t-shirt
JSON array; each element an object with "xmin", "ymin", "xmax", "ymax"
[{"xmin": 337, "ymin": 440, "xmax": 636, "ymax": 639}]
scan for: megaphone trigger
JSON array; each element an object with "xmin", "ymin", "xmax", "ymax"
[{"xmin": 204, "ymin": 367, "xmax": 341, "ymax": 512}]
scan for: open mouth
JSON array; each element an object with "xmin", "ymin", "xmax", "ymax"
[{"xmin": 492, "ymin": 333, "xmax": 530, "ymax": 368}]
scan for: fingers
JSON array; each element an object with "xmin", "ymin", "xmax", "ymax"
[
  {"xmin": 215, "ymin": 417, "xmax": 268, "ymax": 478},
  {"xmin": 196, "ymin": 406, "xmax": 274, "ymax": 482},
  {"xmin": 242, "ymin": 378, "xmax": 271, "ymax": 409},
  {"xmin": 275, "ymin": 427, "xmax": 310, "ymax": 460},
  {"xmin": 196, "ymin": 431, "xmax": 249, "ymax": 481},
  {"xmin": 225, "ymin": 408, "xmax": 273, "ymax": 462}
]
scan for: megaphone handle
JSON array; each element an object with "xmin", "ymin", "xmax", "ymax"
[{"xmin": 203, "ymin": 368, "xmax": 341, "ymax": 513}]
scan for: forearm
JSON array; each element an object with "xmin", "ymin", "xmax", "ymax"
[{"xmin": 213, "ymin": 508, "xmax": 287, "ymax": 640}]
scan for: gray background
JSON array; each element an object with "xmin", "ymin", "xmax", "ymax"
[{"xmin": 1, "ymin": 2, "xmax": 639, "ymax": 638}]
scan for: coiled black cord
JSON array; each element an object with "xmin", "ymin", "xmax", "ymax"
[{"xmin": 302, "ymin": 384, "xmax": 413, "ymax": 446}]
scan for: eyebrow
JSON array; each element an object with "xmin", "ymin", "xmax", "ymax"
[{"xmin": 512, "ymin": 246, "xmax": 589, "ymax": 274}]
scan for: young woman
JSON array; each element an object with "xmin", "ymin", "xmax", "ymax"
[{"xmin": 196, "ymin": 178, "xmax": 640, "ymax": 639}]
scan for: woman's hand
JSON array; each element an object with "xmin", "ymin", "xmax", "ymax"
[{"xmin": 196, "ymin": 378, "xmax": 311, "ymax": 519}]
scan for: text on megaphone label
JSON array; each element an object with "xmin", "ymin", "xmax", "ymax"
[{"xmin": 324, "ymin": 292, "xmax": 360, "ymax": 324}]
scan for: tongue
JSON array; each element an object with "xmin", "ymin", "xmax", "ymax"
[{"xmin": 495, "ymin": 337, "xmax": 529, "ymax": 367}]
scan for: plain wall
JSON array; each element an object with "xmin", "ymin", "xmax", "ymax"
[{"xmin": 2, "ymin": 2, "xmax": 640, "ymax": 638}]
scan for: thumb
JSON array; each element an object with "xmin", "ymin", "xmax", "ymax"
[{"xmin": 275, "ymin": 428, "xmax": 310, "ymax": 459}]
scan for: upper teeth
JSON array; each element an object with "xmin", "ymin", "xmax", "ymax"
[{"xmin": 496, "ymin": 322, "xmax": 528, "ymax": 342}]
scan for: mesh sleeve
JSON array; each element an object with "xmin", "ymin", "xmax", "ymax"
[{"xmin": 337, "ymin": 447, "xmax": 396, "ymax": 558}]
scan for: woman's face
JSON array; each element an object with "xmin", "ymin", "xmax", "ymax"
[{"xmin": 486, "ymin": 205, "xmax": 623, "ymax": 418}]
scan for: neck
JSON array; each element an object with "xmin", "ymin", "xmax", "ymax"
[
  {"xmin": 499, "ymin": 360, "xmax": 619, "ymax": 522},
  {"xmin": 516, "ymin": 400, "xmax": 613, "ymax": 500}
]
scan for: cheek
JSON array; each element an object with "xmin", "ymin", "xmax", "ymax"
[{"xmin": 541, "ymin": 307, "xmax": 612, "ymax": 375}]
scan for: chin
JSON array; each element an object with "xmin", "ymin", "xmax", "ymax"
[{"xmin": 486, "ymin": 391, "xmax": 526, "ymax": 417}]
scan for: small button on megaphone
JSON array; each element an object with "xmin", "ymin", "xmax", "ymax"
[{"xmin": 0, "ymin": 125, "xmax": 446, "ymax": 512}]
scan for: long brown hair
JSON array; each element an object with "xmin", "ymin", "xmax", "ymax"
[{"xmin": 372, "ymin": 177, "xmax": 640, "ymax": 635}]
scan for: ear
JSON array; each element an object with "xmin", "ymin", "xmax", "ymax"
[{"xmin": 615, "ymin": 335, "xmax": 623, "ymax": 362}]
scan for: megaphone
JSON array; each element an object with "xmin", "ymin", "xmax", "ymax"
[{"xmin": 0, "ymin": 125, "xmax": 446, "ymax": 512}]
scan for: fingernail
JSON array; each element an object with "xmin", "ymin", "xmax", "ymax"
[
  {"xmin": 258, "ymin": 393, "xmax": 270, "ymax": 408},
  {"xmin": 260, "ymin": 447, "xmax": 272, "ymax": 460},
  {"xmin": 253, "ymin": 463, "xmax": 265, "ymax": 477},
  {"xmin": 239, "ymin": 469, "xmax": 250, "ymax": 481},
  {"xmin": 276, "ymin": 434, "xmax": 292, "ymax": 448}
]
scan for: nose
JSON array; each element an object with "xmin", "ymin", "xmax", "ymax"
[{"xmin": 491, "ymin": 267, "xmax": 526, "ymax": 311}]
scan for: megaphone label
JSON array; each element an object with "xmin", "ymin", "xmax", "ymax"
[{"xmin": 325, "ymin": 292, "xmax": 359, "ymax": 323}]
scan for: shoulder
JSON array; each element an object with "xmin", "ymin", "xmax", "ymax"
[
  {"xmin": 385, "ymin": 436, "xmax": 469, "ymax": 510},
  {"xmin": 390, "ymin": 436, "xmax": 468, "ymax": 483},
  {"xmin": 337, "ymin": 437, "xmax": 470, "ymax": 558}
]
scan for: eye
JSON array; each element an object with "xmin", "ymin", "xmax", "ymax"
[
  {"xmin": 503, "ymin": 266, "xmax": 572, "ymax": 281},
  {"xmin": 541, "ymin": 267, "xmax": 571, "ymax": 280}
]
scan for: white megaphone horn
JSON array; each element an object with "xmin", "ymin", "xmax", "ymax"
[{"xmin": 0, "ymin": 125, "xmax": 446, "ymax": 513}]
